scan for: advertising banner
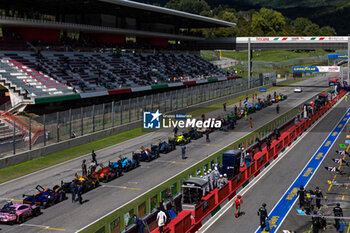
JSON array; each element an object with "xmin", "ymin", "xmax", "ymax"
[
  {"xmin": 328, "ymin": 54, "xmax": 348, "ymax": 59},
  {"xmin": 292, "ymin": 66, "xmax": 340, "ymax": 73}
]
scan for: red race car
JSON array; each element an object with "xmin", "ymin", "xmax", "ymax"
[{"xmin": 92, "ymin": 164, "xmax": 119, "ymax": 183}]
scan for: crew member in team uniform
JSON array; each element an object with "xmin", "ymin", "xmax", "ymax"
[
  {"xmin": 234, "ymin": 195, "xmax": 243, "ymax": 218},
  {"xmin": 297, "ymin": 185, "xmax": 305, "ymax": 209},
  {"xmin": 314, "ymin": 187, "xmax": 323, "ymax": 209},
  {"xmin": 257, "ymin": 203, "xmax": 268, "ymax": 230},
  {"xmin": 333, "ymin": 203, "xmax": 343, "ymax": 231}
]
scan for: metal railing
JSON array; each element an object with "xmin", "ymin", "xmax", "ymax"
[{"xmin": 0, "ymin": 74, "xmax": 276, "ymax": 157}]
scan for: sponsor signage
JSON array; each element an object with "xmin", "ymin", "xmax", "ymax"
[
  {"xmin": 328, "ymin": 54, "xmax": 348, "ymax": 59},
  {"xmin": 292, "ymin": 66, "xmax": 340, "ymax": 73}
]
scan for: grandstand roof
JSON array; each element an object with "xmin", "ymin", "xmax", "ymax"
[
  {"xmin": 1, "ymin": 0, "xmax": 235, "ymax": 29},
  {"xmin": 100, "ymin": 0, "xmax": 236, "ymax": 28}
]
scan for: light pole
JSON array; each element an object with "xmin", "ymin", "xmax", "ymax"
[{"xmin": 347, "ymin": 36, "xmax": 349, "ymax": 85}]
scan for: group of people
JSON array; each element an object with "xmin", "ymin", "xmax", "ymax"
[
  {"xmin": 70, "ymin": 150, "xmax": 99, "ymax": 205},
  {"xmin": 297, "ymin": 185, "xmax": 344, "ymax": 232},
  {"xmin": 200, "ymin": 166, "xmax": 228, "ymax": 196},
  {"xmin": 81, "ymin": 150, "xmax": 98, "ymax": 177},
  {"xmin": 232, "ymin": 196, "xmax": 269, "ymax": 231}
]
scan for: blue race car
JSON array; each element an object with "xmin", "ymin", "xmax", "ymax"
[
  {"xmin": 157, "ymin": 140, "xmax": 176, "ymax": 154},
  {"xmin": 134, "ymin": 147, "xmax": 159, "ymax": 162},
  {"xmin": 23, "ymin": 185, "xmax": 66, "ymax": 208},
  {"xmin": 109, "ymin": 155, "xmax": 139, "ymax": 172}
]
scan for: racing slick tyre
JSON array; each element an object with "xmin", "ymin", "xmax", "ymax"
[
  {"xmin": 18, "ymin": 215, "xmax": 24, "ymax": 224},
  {"xmin": 33, "ymin": 208, "xmax": 40, "ymax": 216}
]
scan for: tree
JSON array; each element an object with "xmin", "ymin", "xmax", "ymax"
[
  {"xmin": 178, "ymin": 0, "xmax": 211, "ymax": 15},
  {"xmin": 219, "ymin": 11, "xmax": 237, "ymax": 23},
  {"xmin": 292, "ymin": 17, "xmax": 313, "ymax": 34},
  {"xmin": 319, "ymin": 26, "xmax": 336, "ymax": 36},
  {"xmin": 251, "ymin": 8, "xmax": 286, "ymax": 36},
  {"xmin": 303, "ymin": 23, "xmax": 320, "ymax": 35},
  {"xmin": 165, "ymin": 0, "xmax": 181, "ymax": 10}
]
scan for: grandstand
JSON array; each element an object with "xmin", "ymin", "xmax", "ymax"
[{"xmin": 0, "ymin": 0, "xmax": 235, "ymax": 113}]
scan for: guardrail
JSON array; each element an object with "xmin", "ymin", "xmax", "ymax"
[
  {"xmin": 186, "ymin": 99, "xmax": 333, "ymax": 233},
  {"xmin": 78, "ymin": 89, "xmax": 342, "ymax": 233}
]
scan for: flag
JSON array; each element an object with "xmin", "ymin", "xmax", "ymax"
[{"xmin": 243, "ymin": 100, "xmax": 248, "ymax": 105}]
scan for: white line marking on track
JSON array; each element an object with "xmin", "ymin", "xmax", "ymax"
[
  {"xmin": 260, "ymin": 108, "xmax": 350, "ymax": 233},
  {"xmin": 199, "ymin": 95, "xmax": 346, "ymax": 233},
  {"xmin": 76, "ymin": 89, "xmax": 329, "ymax": 232},
  {"xmin": 20, "ymin": 223, "xmax": 50, "ymax": 228}
]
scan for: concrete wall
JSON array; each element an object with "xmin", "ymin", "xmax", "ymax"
[{"xmin": 0, "ymin": 83, "xmax": 273, "ymax": 169}]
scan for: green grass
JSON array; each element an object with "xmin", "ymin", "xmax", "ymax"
[
  {"xmin": 189, "ymin": 78, "xmax": 307, "ymax": 118},
  {"xmin": 80, "ymin": 104, "xmax": 301, "ymax": 233},
  {"xmin": 0, "ymin": 78, "xmax": 308, "ymax": 184},
  {"xmin": 204, "ymin": 50, "xmax": 329, "ymax": 77},
  {"xmin": 0, "ymin": 128, "xmax": 152, "ymax": 184},
  {"xmin": 219, "ymin": 50, "xmax": 328, "ymax": 62}
]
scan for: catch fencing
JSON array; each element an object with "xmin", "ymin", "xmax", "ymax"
[{"xmin": 0, "ymin": 74, "xmax": 276, "ymax": 157}]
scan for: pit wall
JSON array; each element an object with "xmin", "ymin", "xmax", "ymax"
[
  {"xmin": 169, "ymin": 92, "xmax": 344, "ymax": 233},
  {"xmin": 79, "ymin": 90, "xmax": 344, "ymax": 233}
]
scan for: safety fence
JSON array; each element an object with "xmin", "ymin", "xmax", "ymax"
[
  {"xmin": 184, "ymin": 91, "xmax": 344, "ymax": 233},
  {"xmin": 78, "ymin": 89, "xmax": 340, "ymax": 233},
  {"xmin": 0, "ymin": 74, "xmax": 276, "ymax": 157}
]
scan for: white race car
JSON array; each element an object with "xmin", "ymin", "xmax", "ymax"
[{"xmin": 294, "ymin": 87, "xmax": 302, "ymax": 93}]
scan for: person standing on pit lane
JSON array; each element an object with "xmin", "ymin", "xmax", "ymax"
[
  {"xmin": 297, "ymin": 185, "xmax": 305, "ymax": 209},
  {"xmin": 82, "ymin": 159, "xmax": 87, "ymax": 177},
  {"xmin": 213, "ymin": 167, "xmax": 220, "ymax": 187},
  {"xmin": 217, "ymin": 175, "xmax": 225, "ymax": 189},
  {"xmin": 77, "ymin": 182, "xmax": 84, "ymax": 204},
  {"xmin": 157, "ymin": 207, "xmax": 167, "ymax": 233},
  {"xmin": 314, "ymin": 187, "xmax": 323, "ymax": 209},
  {"xmin": 223, "ymin": 174, "xmax": 228, "ymax": 184},
  {"xmin": 257, "ymin": 203, "xmax": 268, "ymax": 230},
  {"xmin": 91, "ymin": 150, "xmax": 97, "ymax": 165},
  {"xmin": 203, "ymin": 172, "xmax": 209, "ymax": 196},
  {"xmin": 234, "ymin": 195, "xmax": 243, "ymax": 218},
  {"xmin": 181, "ymin": 144, "xmax": 186, "ymax": 159},
  {"xmin": 70, "ymin": 180, "xmax": 77, "ymax": 203},
  {"xmin": 333, "ymin": 203, "xmax": 343, "ymax": 231}
]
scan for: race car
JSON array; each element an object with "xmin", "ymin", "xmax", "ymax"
[
  {"xmin": 175, "ymin": 134, "xmax": 191, "ymax": 145},
  {"xmin": 92, "ymin": 164, "xmax": 121, "ymax": 182},
  {"xmin": 155, "ymin": 140, "xmax": 176, "ymax": 154},
  {"xmin": 187, "ymin": 128, "xmax": 203, "ymax": 140},
  {"xmin": 134, "ymin": 147, "xmax": 159, "ymax": 162},
  {"xmin": 109, "ymin": 155, "xmax": 139, "ymax": 172},
  {"xmin": 246, "ymin": 105, "xmax": 255, "ymax": 114},
  {"xmin": 294, "ymin": 87, "xmax": 302, "ymax": 93},
  {"xmin": 61, "ymin": 173, "xmax": 100, "ymax": 193},
  {"xmin": 23, "ymin": 185, "xmax": 66, "ymax": 208},
  {"xmin": 0, "ymin": 202, "xmax": 40, "ymax": 224}
]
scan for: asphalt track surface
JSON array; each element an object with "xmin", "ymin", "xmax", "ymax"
[
  {"xmin": 280, "ymin": 111, "xmax": 350, "ymax": 232},
  {"xmin": 0, "ymin": 76, "xmax": 333, "ymax": 233},
  {"xmin": 203, "ymin": 87, "xmax": 349, "ymax": 233}
]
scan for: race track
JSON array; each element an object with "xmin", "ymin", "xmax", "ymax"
[
  {"xmin": 201, "ymin": 82, "xmax": 349, "ymax": 233},
  {"xmin": 0, "ymin": 76, "xmax": 332, "ymax": 232}
]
